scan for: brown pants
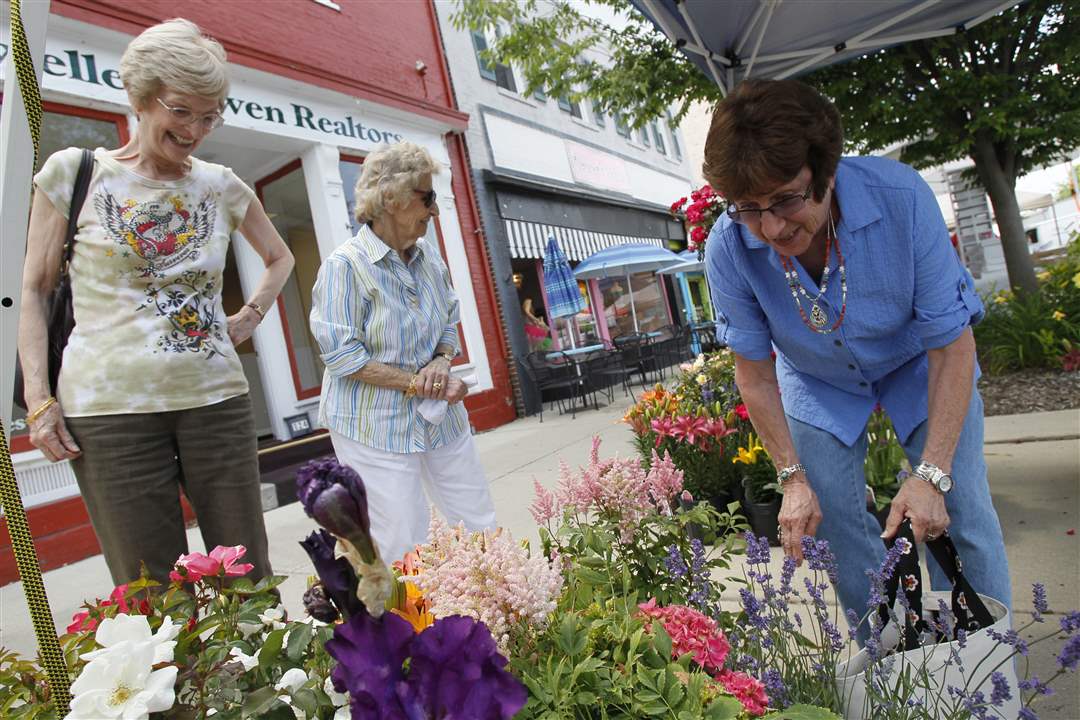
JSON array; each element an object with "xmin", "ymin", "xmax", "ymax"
[{"xmin": 66, "ymin": 393, "xmax": 272, "ymax": 586}]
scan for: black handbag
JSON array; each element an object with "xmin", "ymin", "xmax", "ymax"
[{"xmin": 14, "ymin": 148, "xmax": 95, "ymax": 411}]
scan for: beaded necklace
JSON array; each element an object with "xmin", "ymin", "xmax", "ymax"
[{"xmin": 779, "ymin": 211, "xmax": 847, "ymax": 334}]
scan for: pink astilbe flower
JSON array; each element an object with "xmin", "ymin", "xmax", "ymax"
[
  {"xmin": 551, "ymin": 437, "xmax": 683, "ymax": 541},
  {"xmin": 646, "ymin": 450, "xmax": 685, "ymax": 515},
  {"xmin": 637, "ymin": 598, "xmax": 730, "ymax": 673},
  {"xmin": 411, "ymin": 516, "xmax": 564, "ymax": 653},
  {"xmin": 176, "ymin": 545, "xmax": 254, "ymax": 579},
  {"xmin": 530, "ymin": 479, "xmax": 559, "ymax": 525},
  {"xmin": 716, "ymin": 669, "xmax": 770, "ymax": 716}
]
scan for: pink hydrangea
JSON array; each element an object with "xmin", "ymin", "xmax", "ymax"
[
  {"xmin": 716, "ymin": 669, "xmax": 770, "ymax": 716},
  {"xmin": 637, "ymin": 598, "xmax": 730, "ymax": 673},
  {"xmin": 410, "ymin": 516, "xmax": 564, "ymax": 653}
]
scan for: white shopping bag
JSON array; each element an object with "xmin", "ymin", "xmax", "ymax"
[
  {"xmin": 836, "ymin": 522, "xmax": 1019, "ymax": 719},
  {"xmin": 836, "ymin": 591, "xmax": 1018, "ymax": 719}
]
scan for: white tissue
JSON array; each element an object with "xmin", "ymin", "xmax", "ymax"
[{"xmin": 417, "ymin": 373, "xmax": 477, "ymax": 424}]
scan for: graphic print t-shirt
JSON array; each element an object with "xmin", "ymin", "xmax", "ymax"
[{"xmin": 34, "ymin": 147, "xmax": 255, "ymax": 416}]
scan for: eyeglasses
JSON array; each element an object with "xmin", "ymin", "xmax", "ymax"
[
  {"xmin": 156, "ymin": 98, "xmax": 226, "ymax": 130},
  {"xmin": 414, "ymin": 188, "xmax": 437, "ymax": 209},
  {"xmin": 726, "ymin": 184, "xmax": 813, "ymax": 225}
]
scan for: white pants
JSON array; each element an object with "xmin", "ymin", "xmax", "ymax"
[{"xmin": 329, "ymin": 430, "xmax": 497, "ymax": 564}]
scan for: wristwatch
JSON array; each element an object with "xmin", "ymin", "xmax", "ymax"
[
  {"xmin": 433, "ymin": 351, "xmax": 454, "ymax": 363},
  {"xmin": 913, "ymin": 461, "xmax": 954, "ymax": 494}
]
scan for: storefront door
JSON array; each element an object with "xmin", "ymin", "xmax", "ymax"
[{"xmin": 256, "ymin": 160, "xmax": 325, "ymax": 401}]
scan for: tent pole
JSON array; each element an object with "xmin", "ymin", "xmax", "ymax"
[
  {"xmin": 1, "ymin": 0, "xmax": 51, "ymax": 430},
  {"xmin": 626, "ymin": 270, "xmax": 639, "ymax": 332}
]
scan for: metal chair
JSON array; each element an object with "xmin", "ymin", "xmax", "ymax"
[
  {"xmin": 520, "ymin": 351, "xmax": 594, "ymax": 421},
  {"xmin": 583, "ymin": 347, "xmax": 636, "ymax": 403}
]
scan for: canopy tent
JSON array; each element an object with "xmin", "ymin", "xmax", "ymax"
[
  {"xmin": 631, "ymin": 0, "xmax": 1022, "ymax": 96},
  {"xmin": 574, "ymin": 243, "xmax": 683, "ymax": 332}
]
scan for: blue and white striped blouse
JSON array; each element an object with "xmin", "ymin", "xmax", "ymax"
[{"xmin": 310, "ymin": 224, "xmax": 467, "ymax": 453}]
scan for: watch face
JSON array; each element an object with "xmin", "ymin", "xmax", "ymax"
[{"xmin": 937, "ymin": 474, "xmax": 954, "ymax": 493}]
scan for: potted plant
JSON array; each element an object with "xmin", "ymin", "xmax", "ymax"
[{"xmin": 734, "ymin": 435, "xmax": 782, "ymax": 545}]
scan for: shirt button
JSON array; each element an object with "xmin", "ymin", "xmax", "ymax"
[
  {"xmin": 848, "ymin": 364, "xmax": 856, "ymax": 370},
  {"xmin": 834, "ymin": 339, "xmax": 842, "ymax": 347},
  {"xmin": 858, "ymin": 381, "xmax": 868, "ymax": 387}
]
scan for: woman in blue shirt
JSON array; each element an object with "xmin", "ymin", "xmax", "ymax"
[{"xmin": 703, "ymin": 80, "xmax": 1011, "ymax": 634}]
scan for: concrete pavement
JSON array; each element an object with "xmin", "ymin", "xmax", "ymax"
[{"xmin": 1, "ymin": 397, "xmax": 1077, "ymax": 714}]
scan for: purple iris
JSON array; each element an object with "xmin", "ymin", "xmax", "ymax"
[
  {"xmin": 326, "ymin": 611, "xmax": 527, "ymax": 720},
  {"xmin": 296, "ymin": 457, "xmax": 376, "ymax": 563},
  {"xmin": 299, "ymin": 529, "xmax": 364, "ymax": 620}
]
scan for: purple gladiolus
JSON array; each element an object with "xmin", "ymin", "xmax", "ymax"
[
  {"xmin": 299, "ymin": 529, "xmax": 364, "ymax": 619},
  {"xmin": 409, "ymin": 616, "xmax": 528, "ymax": 719},
  {"xmin": 327, "ymin": 610, "xmax": 527, "ymax": 720},
  {"xmin": 326, "ymin": 609, "xmax": 419, "ymax": 717},
  {"xmin": 297, "ymin": 458, "xmax": 377, "ymax": 563}
]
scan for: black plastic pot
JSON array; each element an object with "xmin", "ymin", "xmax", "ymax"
[{"xmin": 742, "ymin": 478, "xmax": 782, "ymax": 546}]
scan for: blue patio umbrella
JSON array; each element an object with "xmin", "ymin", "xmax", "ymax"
[
  {"xmin": 543, "ymin": 236, "xmax": 585, "ymax": 347},
  {"xmin": 573, "ymin": 243, "xmax": 684, "ymax": 331}
]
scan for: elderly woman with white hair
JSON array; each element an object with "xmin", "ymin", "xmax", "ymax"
[
  {"xmin": 17, "ymin": 19, "xmax": 294, "ymax": 585},
  {"xmin": 310, "ymin": 141, "xmax": 497, "ymax": 563}
]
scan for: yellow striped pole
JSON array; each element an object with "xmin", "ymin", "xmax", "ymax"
[{"xmin": 1, "ymin": 0, "xmax": 72, "ymax": 712}]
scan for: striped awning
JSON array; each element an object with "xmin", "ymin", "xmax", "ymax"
[{"xmin": 505, "ymin": 219, "xmax": 665, "ymax": 262}]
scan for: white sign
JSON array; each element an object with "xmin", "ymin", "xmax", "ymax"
[
  {"xmin": 565, "ymin": 140, "xmax": 632, "ymax": 194},
  {"xmin": 0, "ymin": 28, "xmax": 407, "ymax": 149}
]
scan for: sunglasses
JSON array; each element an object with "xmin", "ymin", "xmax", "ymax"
[
  {"xmin": 726, "ymin": 184, "xmax": 813, "ymax": 225},
  {"xmin": 413, "ymin": 188, "xmax": 437, "ymax": 209}
]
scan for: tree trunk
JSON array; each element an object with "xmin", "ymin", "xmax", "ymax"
[{"xmin": 970, "ymin": 137, "xmax": 1038, "ymax": 295}]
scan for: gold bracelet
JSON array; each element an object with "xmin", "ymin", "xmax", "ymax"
[
  {"xmin": 26, "ymin": 396, "xmax": 58, "ymax": 425},
  {"xmin": 404, "ymin": 374, "xmax": 419, "ymax": 399}
]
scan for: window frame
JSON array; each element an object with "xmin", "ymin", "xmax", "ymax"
[{"xmin": 651, "ymin": 120, "xmax": 667, "ymax": 156}]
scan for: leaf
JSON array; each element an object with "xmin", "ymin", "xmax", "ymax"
[
  {"xmin": 285, "ymin": 623, "xmax": 314, "ymax": 661},
  {"xmin": 258, "ymin": 628, "xmax": 287, "ymax": 670},
  {"xmin": 704, "ymin": 696, "xmax": 744, "ymax": 719},
  {"xmin": 241, "ymin": 686, "xmax": 279, "ymax": 717},
  {"xmin": 556, "ymin": 614, "xmax": 587, "ymax": 656},
  {"xmin": 290, "ymin": 687, "xmax": 320, "ymax": 716},
  {"xmin": 650, "ymin": 621, "xmax": 672, "ymax": 662}
]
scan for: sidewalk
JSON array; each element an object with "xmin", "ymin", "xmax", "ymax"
[{"xmin": 1, "ymin": 397, "xmax": 1077, "ymax": 713}]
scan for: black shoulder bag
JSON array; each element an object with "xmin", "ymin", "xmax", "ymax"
[{"xmin": 14, "ymin": 148, "xmax": 95, "ymax": 411}]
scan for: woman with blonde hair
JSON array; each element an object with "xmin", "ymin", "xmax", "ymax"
[
  {"xmin": 310, "ymin": 141, "xmax": 497, "ymax": 564},
  {"xmin": 18, "ymin": 18, "xmax": 294, "ymax": 585}
]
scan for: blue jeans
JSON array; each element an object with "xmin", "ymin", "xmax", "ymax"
[{"xmin": 786, "ymin": 387, "xmax": 1011, "ymax": 642}]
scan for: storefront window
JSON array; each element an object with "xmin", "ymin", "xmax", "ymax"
[
  {"xmin": 599, "ymin": 272, "xmax": 669, "ymax": 338},
  {"xmin": 4, "ymin": 101, "xmax": 127, "ymax": 453},
  {"xmin": 551, "ymin": 280, "xmax": 598, "ymax": 349},
  {"xmin": 257, "ymin": 160, "xmax": 324, "ymax": 399},
  {"xmin": 340, "ymin": 156, "xmax": 445, "ymax": 248}
]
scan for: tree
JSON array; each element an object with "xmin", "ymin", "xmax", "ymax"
[{"xmin": 453, "ymin": 0, "xmax": 1080, "ymax": 294}]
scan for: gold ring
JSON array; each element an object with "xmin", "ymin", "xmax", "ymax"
[{"xmin": 433, "ymin": 382, "xmax": 443, "ymax": 390}]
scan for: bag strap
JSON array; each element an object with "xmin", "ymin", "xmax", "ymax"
[
  {"xmin": 59, "ymin": 148, "xmax": 94, "ymax": 279},
  {"xmin": 880, "ymin": 520, "xmax": 995, "ymax": 648}
]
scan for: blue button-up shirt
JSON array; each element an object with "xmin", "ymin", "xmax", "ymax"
[
  {"xmin": 310, "ymin": 224, "xmax": 467, "ymax": 453},
  {"xmin": 705, "ymin": 156, "xmax": 983, "ymax": 446}
]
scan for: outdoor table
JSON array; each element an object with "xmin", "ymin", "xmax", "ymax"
[
  {"xmin": 544, "ymin": 347, "xmax": 606, "ymax": 414},
  {"xmin": 546, "ymin": 343, "xmax": 605, "ymax": 361}
]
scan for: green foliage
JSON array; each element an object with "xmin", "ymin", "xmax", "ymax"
[
  {"xmin": 450, "ymin": 0, "xmax": 719, "ymax": 128},
  {"xmin": 863, "ymin": 408, "xmax": 907, "ymax": 511},
  {"xmin": 0, "ymin": 573, "xmax": 339, "ymax": 719},
  {"xmin": 973, "ymin": 234, "xmax": 1080, "ymax": 373}
]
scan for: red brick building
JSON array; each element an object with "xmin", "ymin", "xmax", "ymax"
[{"xmin": 0, "ymin": 0, "xmax": 515, "ymax": 583}]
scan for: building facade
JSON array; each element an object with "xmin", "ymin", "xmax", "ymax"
[
  {"xmin": 433, "ymin": 4, "xmax": 700, "ymax": 413},
  {"xmin": 0, "ymin": 0, "xmax": 516, "ymax": 581}
]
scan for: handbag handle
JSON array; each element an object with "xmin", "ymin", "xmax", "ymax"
[
  {"xmin": 879, "ymin": 520, "xmax": 995, "ymax": 650},
  {"xmin": 60, "ymin": 148, "xmax": 95, "ymax": 278}
]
